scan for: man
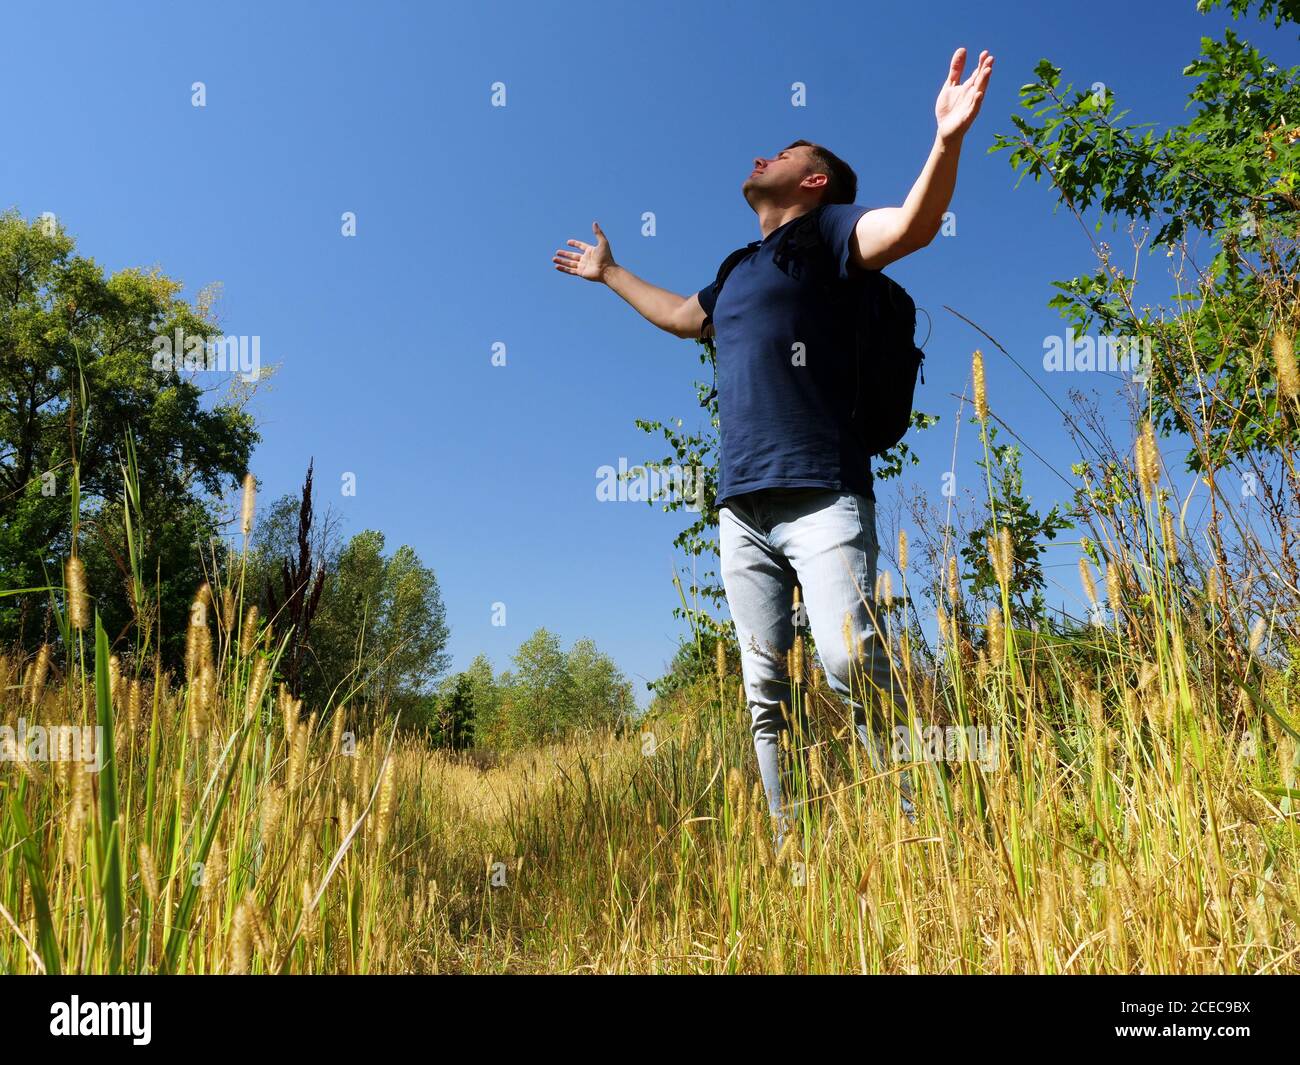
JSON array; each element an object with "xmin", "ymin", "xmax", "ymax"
[{"xmin": 553, "ymin": 48, "xmax": 994, "ymax": 832}]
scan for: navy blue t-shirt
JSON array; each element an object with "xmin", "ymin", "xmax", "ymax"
[{"xmin": 697, "ymin": 203, "xmax": 875, "ymax": 506}]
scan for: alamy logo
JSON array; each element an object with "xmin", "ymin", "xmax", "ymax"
[
  {"xmin": 1042, "ymin": 327, "xmax": 1151, "ymax": 382},
  {"xmin": 49, "ymin": 997, "xmax": 151, "ymax": 1045},
  {"xmin": 595, "ymin": 458, "xmax": 703, "ymax": 512},
  {"xmin": 884, "ymin": 723, "xmax": 1002, "ymax": 771},
  {"xmin": 0, "ymin": 718, "xmax": 104, "ymax": 771},
  {"xmin": 152, "ymin": 328, "xmax": 261, "ymax": 382}
]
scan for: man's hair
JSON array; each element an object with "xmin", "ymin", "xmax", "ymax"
[{"xmin": 784, "ymin": 139, "xmax": 858, "ymax": 206}]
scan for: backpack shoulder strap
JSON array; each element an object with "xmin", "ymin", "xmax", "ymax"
[
  {"xmin": 774, "ymin": 206, "xmax": 857, "ymax": 294},
  {"xmin": 699, "ymin": 240, "xmax": 759, "ymax": 405},
  {"xmin": 717, "ymin": 241, "xmax": 760, "ymax": 287},
  {"xmin": 700, "ymin": 241, "xmax": 760, "ymax": 340},
  {"xmin": 777, "ymin": 207, "xmax": 827, "ymax": 260}
]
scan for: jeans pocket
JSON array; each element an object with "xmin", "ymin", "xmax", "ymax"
[{"xmin": 850, "ymin": 492, "xmax": 880, "ymax": 557}]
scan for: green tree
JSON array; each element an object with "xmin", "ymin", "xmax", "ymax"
[
  {"xmin": 0, "ymin": 212, "xmax": 257, "ymax": 661},
  {"xmin": 471, "ymin": 631, "xmax": 633, "ymax": 750},
  {"xmin": 996, "ymin": 31, "xmax": 1300, "ymax": 469},
  {"xmin": 502, "ymin": 628, "xmax": 574, "ymax": 746},
  {"xmin": 564, "ymin": 636, "xmax": 635, "ymax": 733},
  {"xmin": 458, "ymin": 653, "xmax": 504, "ymax": 745},
  {"xmin": 253, "ymin": 515, "xmax": 451, "ymax": 716},
  {"xmin": 647, "ymin": 623, "xmax": 732, "ymax": 703},
  {"xmin": 370, "ymin": 541, "xmax": 452, "ymax": 716},
  {"xmin": 991, "ymin": 0, "xmax": 1300, "ymax": 648},
  {"xmin": 427, "ymin": 671, "xmax": 477, "ymax": 750},
  {"xmin": 303, "ymin": 527, "xmax": 385, "ymax": 707}
]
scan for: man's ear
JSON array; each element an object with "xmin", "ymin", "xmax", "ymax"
[{"xmin": 801, "ymin": 173, "xmax": 829, "ymax": 192}]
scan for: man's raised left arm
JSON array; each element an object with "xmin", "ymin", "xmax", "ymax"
[{"xmin": 851, "ymin": 47, "xmax": 995, "ymax": 271}]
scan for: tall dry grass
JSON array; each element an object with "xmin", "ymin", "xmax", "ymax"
[{"xmin": 2, "ymin": 558, "xmax": 1297, "ymax": 972}]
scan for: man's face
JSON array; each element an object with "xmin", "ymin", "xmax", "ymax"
[{"xmin": 742, "ymin": 145, "xmax": 826, "ymax": 206}]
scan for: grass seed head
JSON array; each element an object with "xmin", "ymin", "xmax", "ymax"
[
  {"xmin": 876, "ymin": 570, "xmax": 893, "ymax": 609},
  {"xmin": 1135, "ymin": 422, "xmax": 1159, "ymax": 501},
  {"xmin": 27, "ymin": 643, "xmax": 51, "ymax": 708},
  {"xmin": 1079, "ymin": 557, "xmax": 1098, "ymax": 608},
  {"xmin": 1273, "ymin": 326, "xmax": 1299, "ymax": 400},
  {"xmin": 220, "ymin": 587, "xmax": 235, "ymax": 633},
  {"xmin": 987, "ymin": 535, "xmax": 1007, "ymax": 592},
  {"xmin": 65, "ymin": 555, "xmax": 89, "ymax": 631},
  {"xmin": 1159, "ymin": 506, "xmax": 1179, "ymax": 565},
  {"xmin": 260, "ymin": 785, "xmax": 286, "ymax": 846},
  {"xmin": 239, "ymin": 606, "xmax": 259, "ymax": 656},
  {"xmin": 244, "ymin": 657, "xmax": 268, "ymax": 718},
  {"xmin": 127, "ymin": 677, "xmax": 142, "ymax": 733},
  {"xmin": 1104, "ymin": 560, "xmax": 1123, "ymax": 614},
  {"xmin": 138, "ymin": 843, "xmax": 160, "ymax": 905},
  {"xmin": 375, "ymin": 757, "xmax": 397, "ymax": 849},
  {"xmin": 987, "ymin": 605, "xmax": 1004, "ymax": 661},
  {"xmin": 1249, "ymin": 616, "xmax": 1267, "ymax": 656},
  {"xmin": 287, "ymin": 724, "xmax": 309, "ymax": 793},
  {"xmin": 240, "ymin": 471, "xmax": 257, "ymax": 538},
  {"xmin": 228, "ymin": 894, "xmax": 254, "ymax": 975},
  {"xmin": 203, "ymin": 833, "xmax": 226, "ymax": 904}
]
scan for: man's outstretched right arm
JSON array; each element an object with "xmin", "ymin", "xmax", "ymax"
[{"xmin": 553, "ymin": 221, "xmax": 708, "ymax": 340}]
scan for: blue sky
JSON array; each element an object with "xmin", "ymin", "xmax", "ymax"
[{"xmin": 4, "ymin": 0, "xmax": 1293, "ymax": 706}]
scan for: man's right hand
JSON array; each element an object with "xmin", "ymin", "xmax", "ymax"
[
  {"xmin": 552, "ymin": 221, "xmax": 706, "ymax": 339},
  {"xmin": 553, "ymin": 221, "xmax": 615, "ymax": 282}
]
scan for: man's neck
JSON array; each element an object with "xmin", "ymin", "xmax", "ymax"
[{"xmin": 754, "ymin": 202, "xmax": 817, "ymax": 240}]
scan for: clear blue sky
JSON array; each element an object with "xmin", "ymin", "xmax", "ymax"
[{"xmin": 4, "ymin": 0, "xmax": 1292, "ymax": 706}]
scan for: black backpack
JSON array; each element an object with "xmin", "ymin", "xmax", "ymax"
[{"xmin": 700, "ymin": 209, "xmax": 925, "ymax": 459}]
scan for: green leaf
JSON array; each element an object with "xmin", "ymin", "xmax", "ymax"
[
  {"xmin": 9, "ymin": 793, "xmax": 62, "ymax": 974},
  {"xmin": 95, "ymin": 613, "xmax": 124, "ymax": 973}
]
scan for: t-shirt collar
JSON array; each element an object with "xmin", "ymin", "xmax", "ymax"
[{"xmin": 759, "ymin": 207, "xmax": 817, "ymax": 245}]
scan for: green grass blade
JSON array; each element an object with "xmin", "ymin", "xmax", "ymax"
[
  {"xmin": 95, "ymin": 613, "xmax": 125, "ymax": 973},
  {"xmin": 8, "ymin": 795, "xmax": 62, "ymax": 975},
  {"xmin": 158, "ymin": 719, "xmax": 253, "ymax": 974}
]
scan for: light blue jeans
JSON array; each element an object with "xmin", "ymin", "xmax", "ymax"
[{"xmin": 719, "ymin": 486, "xmax": 909, "ymax": 831}]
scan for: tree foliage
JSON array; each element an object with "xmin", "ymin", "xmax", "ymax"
[
  {"xmin": 991, "ymin": 7, "xmax": 1300, "ymax": 471},
  {"xmin": 0, "ymin": 212, "xmax": 257, "ymax": 661},
  {"xmin": 459, "ymin": 629, "xmax": 634, "ymax": 750},
  {"xmin": 959, "ymin": 422, "xmax": 1073, "ymax": 630},
  {"xmin": 248, "ymin": 486, "xmax": 451, "ymax": 716}
]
